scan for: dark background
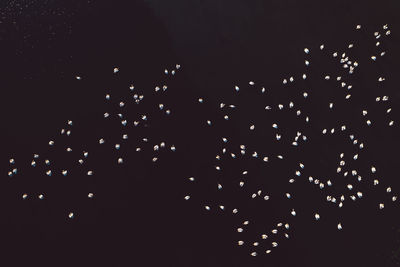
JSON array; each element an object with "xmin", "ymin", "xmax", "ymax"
[{"xmin": 0, "ymin": 0, "xmax": 399, "ymax": 266}]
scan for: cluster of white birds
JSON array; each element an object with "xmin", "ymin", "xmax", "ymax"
[
  {"xmin": 183, "ymin": 23, "xmax": 397, "ymax": 257},
  {"xmin": 7, "ymin": 118, "xmax": 95, "ymax": 216},
  {"xmin": 8, "ymin": 120, "xmax": 83, "ymax": 220},
  {"xmin": 98, "ymin": 65, "xmax": 180, "ymax": 164},
  {"xmin": 4, "ymin": 23, "xmax": 398, "ymax": 259},
  {"xmin": 6, "ymin": 64, "xmax": 182, "ymax": 219}
]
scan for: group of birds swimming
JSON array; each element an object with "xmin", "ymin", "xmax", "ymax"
[{"xmin": 5, "ymin": 23, "xmax": 398, "ymax": 258}]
